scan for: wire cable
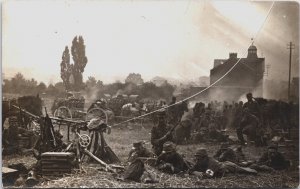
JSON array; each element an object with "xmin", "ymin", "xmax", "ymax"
[{"xmin": 112, "ymin": 1, "xmax": 275, "ymax": 127}]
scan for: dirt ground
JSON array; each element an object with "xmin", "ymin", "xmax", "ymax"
[{"xmin": 2, "ymin": 122, "xmax": 299, "ymax": 188}]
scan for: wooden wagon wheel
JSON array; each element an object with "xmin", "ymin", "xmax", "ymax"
[
  {"xmin": 54, "ymin": 106, "xmax": 72, "ymax": 119},
  {"xmin": 85, "ymin": 107, "xmax": 108, "ymax": 124},
  {"xmin": 53, "ymin": 106, "xmax": 72, "ymax": 133}
]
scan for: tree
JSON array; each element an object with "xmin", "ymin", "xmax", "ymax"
[
  {"xmin": 71, "ymin": 36, "xmax": 88, "ymax": 91},
  {"xmin": 125, "ymin": 73, "xmax": 144, "ymax": 85},
  {"xmin": 36, "ymin": 82, "xmax": 46, "ymax": 92},
  {"xmin": 11, "ymin": 73, "xmax": 26, "ymax": 93},
  {"xmin": 86, "ymin": 76, "xmax": 97, "ymax": 88},
  {"xmin": 60, "ymin": 46, "xmax": 71, "ymax": 90}
]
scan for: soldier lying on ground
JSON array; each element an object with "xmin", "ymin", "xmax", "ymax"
[
  {"xmin": 213, "ymin": 143, "xmax": 238, "ymax": 163},
  {"xmin": 188, "ymin": 148, "xmax": 257, "ymax": 178},
  {"xmin": 249, "ymin": 143, "xmax": 290, "ymax": 172},
  {"xmin": 155, "ymin": 142, "xmax": 189, "ymax": 174}
]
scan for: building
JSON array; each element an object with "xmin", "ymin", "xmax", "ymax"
[{"xmin": 208, "ymin": 44, "xmax": 265, "ymax": 101}]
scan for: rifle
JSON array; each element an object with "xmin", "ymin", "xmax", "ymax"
[{"xmin": 157, "ymin": 123, "xmax": 179, "ymax": 145}]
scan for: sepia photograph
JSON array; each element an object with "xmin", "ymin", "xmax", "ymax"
[{"xmin": 1, "ymin": 0, "xmax": 299, "ymax": 188}]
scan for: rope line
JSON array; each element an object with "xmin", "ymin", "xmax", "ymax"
[{"xmin": 111, "ymin": 1, "xmax": 275, "ymax": 127}]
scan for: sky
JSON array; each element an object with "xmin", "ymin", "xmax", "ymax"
[{"xmin": 2, "ymin": 0, "xmax": 299, "ymax": 84}]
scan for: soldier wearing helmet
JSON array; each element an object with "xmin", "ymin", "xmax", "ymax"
[
  {"xmin": 213, "ymin": 143, "xmax": 238, "ymax": 163},
  {"xmin": 189, "ymin": 148, "xmax": 257, "ymax": 177},
  {"xmin": 189, "ymin": 148, "xmax": 225, "ymax": 177},
  {"xmin": 249, "ymin": 143, "xmax": 290, "ymax": 171},
  {"xmin": 127, "ymin": 141, "xmax": 154, "ymax": 162},
  {"xmin": 155, "ymin": 142, "xmax": 189, "ymax": 174}
]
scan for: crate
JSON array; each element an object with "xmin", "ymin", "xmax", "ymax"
[{"xmin": 41, "ymin": 152, "xmax": 75, "ymax": 177}]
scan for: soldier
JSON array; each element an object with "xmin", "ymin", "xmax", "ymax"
[
  {"xmin": 168, "ymin": 96, "xmax": 178, "ymax": 125},
  {"xmin": 188, "ymin": 148, "xmax": 257, "ymax": 178},
  {"xmin": 128, "ymin": 141, "xmax": 155, "ymax": 162},
  {"xmin": 233, "ymin": 101, "xmax": 244, "ymax": 129},
  {"xmin": 207, "ymin": 117, "xmax": 229, "ymax": 142},
  {"xmin": 222, "ymin": 105, "xmax": 229, "ymax": 130},
  {"xmin": 151, "ymin": 110, "xmax": 173, "ymax": 156},
  {"xmin": 197, "ymin": 112, "xmax": 211, "ymax": 131},
  {"xmin": 173, "ymin": 108, "xmax": 193, "ymax": 144},
  {"xmin": 155, "ymin": 142, "xmax": 189, "ymax": 174},
  {"xmin": 236, "ymin": 108, "xmax": 261, "ymax": 146},
  {"xmin": 250, "ymin": 143, "xmax": 290, "ymax": 171},
  {"xmin": 213, "ymin": 143, "xmax": 238, "ymax": 163},
  {"xmin": 243, "ymin": 93, "xmax": 262, "ymax": 121}
]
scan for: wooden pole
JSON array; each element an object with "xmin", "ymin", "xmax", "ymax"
[
  {"xmin": 83, "ymin": 148, "xmax": 116, "ymax": 173},
  {"xmin": 287, "ymin": 42, "xmax": 294, "ymax": 101}
]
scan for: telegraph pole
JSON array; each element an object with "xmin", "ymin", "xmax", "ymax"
[{"xmin": 287, "ymin": 42, "xmax": 294, "ymax": 101}]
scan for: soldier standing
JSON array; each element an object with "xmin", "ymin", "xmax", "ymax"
[
  {"xmin": 243, "ymin": 93, "xmax": 262, "ymax": 121},
  {"xmin": 237, "ymin": 108, "xmax": 261, "ymax": 146},
  {"xmin": 151, "ymin": 111, "xmax": 173, "ymax": 156}
]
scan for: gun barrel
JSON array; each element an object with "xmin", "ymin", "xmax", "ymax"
[{"xmin": 11, "ymin": 105, "xmax": 40, "ymax": 120}]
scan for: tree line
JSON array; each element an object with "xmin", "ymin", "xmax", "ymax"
[
  {"xmin": 3, "ymin": 73, "xmax": 175, "ymax": 101},
  {"xmin": 3, "ymin": 35, "xmax": 175, "ymax": 101}
]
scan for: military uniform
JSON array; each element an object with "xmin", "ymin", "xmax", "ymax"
[
  {"xmin": 250, "ymin": 144, "xmax": 290, "ymax": 171},
  {"xmin": 156, "ymin": 142, "xmax": 189, "ymax": 174},
  {"xmin": 189, "ymin": 148, "xmax": 225, "ymax": 177},
  {"xmin": 243, "ymin": 93, "xmax": 261, "ymax": 119},
  {"xmin": 128, "ymin": 141, "xmax": 154, "ymax": 162},
  {"xmin": 237, "ymin": 109, "xmax": 260, "ymax": 145},
  {"xmin": 167, "ymin": 97, "xmax": 178, "ymax": 125},
  {"xmin": 189, "ymin": 148, "xmax": 257, "ymax": 178},
  {"xmin": 213, "ymin": 143, "xmax": 238, "ymax": 163},
  {"xmin": 151, "ymin": 111, "xmax": 173, "ymax": 156},
  {"xmin": 173, "ymin": 109, "xmax": 193, "ymax": 144}
]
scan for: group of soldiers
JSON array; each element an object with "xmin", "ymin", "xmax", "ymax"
[
  {"xmin": 124, "ymin": 139, "xmax": 290, "ymax": 182},
  {"xmin": 157, "ymin": 93, "xmax": 298, "ymax": 147},
  {"xmin": 119, "ymin": 93, "xmax": 295, "ymax": 182}
]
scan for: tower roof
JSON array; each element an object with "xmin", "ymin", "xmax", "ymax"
[{"xmin": 248, "ymin": 45, "xmax": 257, "ymax": 51}]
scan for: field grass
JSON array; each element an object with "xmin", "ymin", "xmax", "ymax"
[
  {"xmin": 2, "ymin": 96, "xmax": 299, "ymax": 188},
  {"xmin": 2, "ymin": 122, "xmax": 299, "ymax": 188}
]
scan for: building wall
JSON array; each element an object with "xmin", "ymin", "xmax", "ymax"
[{"xmin": 209, "ymin": 49, "xmax": 265, "ymax": 100}]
